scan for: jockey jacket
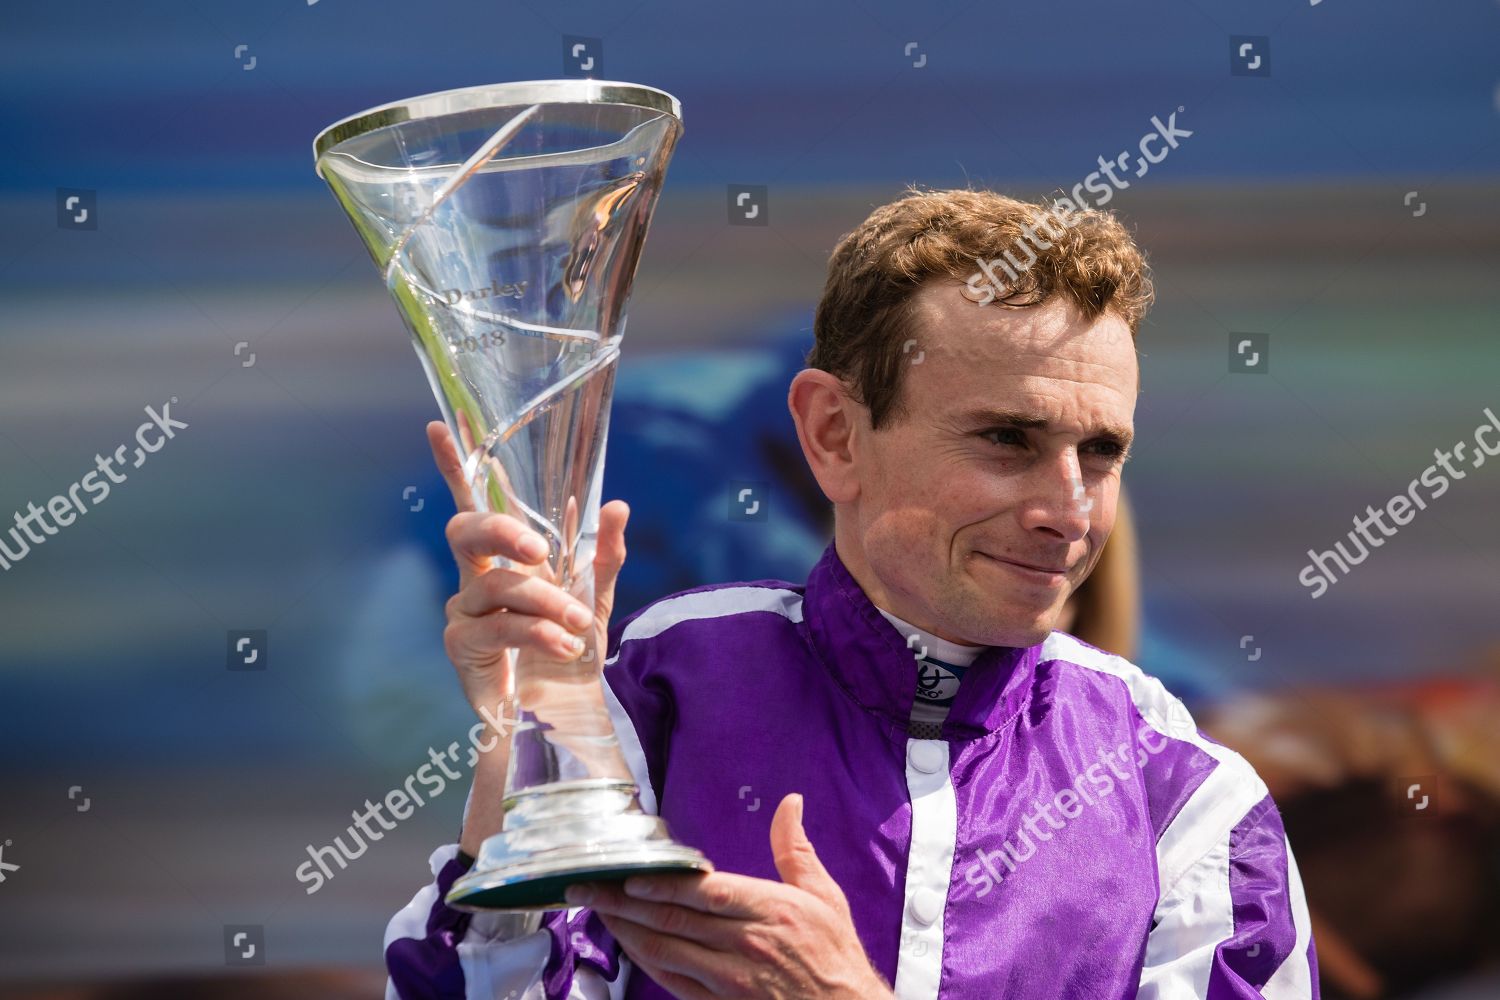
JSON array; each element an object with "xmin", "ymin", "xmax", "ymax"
[{"xmin": 385, "ymin": 541, "xmax": 1320, "ymax": 1000}]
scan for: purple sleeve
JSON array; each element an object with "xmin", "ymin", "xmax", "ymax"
[
  {"xmin": 384, "ymin": 847, "xmax": 631, "ymax": 1000},
  {"xmin": 385, "ymin": 851, "xmax": 478, "ymax": 999},
  {"xmin": 1142, "ymin": 793, "xmax": 1320, "ymax": 999},
  {"xmin": 1207, "ymin": 796, "xmax": 1320, "ymax": 998}
]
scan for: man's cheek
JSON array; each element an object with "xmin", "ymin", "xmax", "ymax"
[{"xmin": 870, "ymin": 503, "xmax": 943, "ymax": 555}]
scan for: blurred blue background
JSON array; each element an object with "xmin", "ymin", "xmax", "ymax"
[{"xmin": 2, "ymin": 0, "xmax": 1498, "ymax": 994}]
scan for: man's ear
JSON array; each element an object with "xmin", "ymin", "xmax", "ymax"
[{"xmin": 787, "ymin": 368, "xmax": 862, "ymax": 505}]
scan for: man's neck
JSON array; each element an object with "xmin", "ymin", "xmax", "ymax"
[{"xmin": 874, "ymin": 606, "xmax": 985, "ymax": 666}]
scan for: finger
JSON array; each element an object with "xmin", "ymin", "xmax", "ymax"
[
  {"xmin": 426, "ymin": 421, "xmax": 476, "ymax": 514},
  {"xmin": 621, "ymin": 870, "xmax": 788, "ymax": 921},
  {"xmin": 451, "ymin": 566, "xmax": 593, "ymax": 634},
  {"xmin": 626, "ymin": 959, "xmax": 714, "ymax": 1000},
  {"xmin": 603, "ymin": 931, "xmax": 717, "ymax": 1000},
  {"xmin": 593, "ymin": 499, "xmax": 630, "ymax": 624},
  {"xmin": 594, "ymin": 912, "xmax": 735, "ymax": 997},
  {"xmin": 770, "ymin": 793, "xmax": 849, "ymax": 917},
  {"xmin": 446, "ymin": 511, "xmax": 550, "ymax": 585},
  {"xmin": 445, "ymin": 608, "xmax": 586, "ymax": 663},
  {"xmin": 570, "ymin": 882, "xmax": 746, "ymax": 951}
]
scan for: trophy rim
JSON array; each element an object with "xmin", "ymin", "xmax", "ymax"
[{"xmin": 311, "ymin": 79, "xmax": 682, "ymax": 164}]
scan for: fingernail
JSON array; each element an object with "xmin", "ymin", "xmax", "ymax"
[
  {"xmin": 520, "ymin": 534, "xmax": 548, "ymax": 560},
  {"xmin": 564, "ymin": 633, "xmax": 586, "ymax": 658},
  {"xmin": 565, "ymin": 885, "xmax": 593, "ymax": 905},
  {"xmin": 624, "ymin": 877, "xmax": 656, "ymax": 898},
  {"xmin": 564, "ymin": 604, "xmax": 591, "ymax": 631}
]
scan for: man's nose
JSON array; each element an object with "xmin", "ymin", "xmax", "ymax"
[{"xmin": 1019, "ymin": 449, "xmax": 1092, "ymax": 542}]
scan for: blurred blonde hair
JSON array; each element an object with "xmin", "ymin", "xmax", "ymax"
[{"xmin": 1066, "ymin": 487, "xmax": 1141, "ymax": 661}]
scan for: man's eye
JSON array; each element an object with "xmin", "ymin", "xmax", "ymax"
[
  {"xmin": 1086, "ymin": 441, "xmax": 1131, "ymax": 463},
  {"xmin": 982, "ymin": 429, "xmax": 1025, "ymax": 447}
]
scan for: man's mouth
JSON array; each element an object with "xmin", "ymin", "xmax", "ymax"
[
  {"xmin": 977, "ymin": 552, "xmax": 1070, "ymax": 579},
  {"xmin": 984, "ymin": 551, "xmax": 1068, "ymax": 575}
]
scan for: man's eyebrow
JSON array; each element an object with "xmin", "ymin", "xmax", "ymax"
[{"xmin": 959, "ymin": 408, "xmax": 1135, "ymax": 448}]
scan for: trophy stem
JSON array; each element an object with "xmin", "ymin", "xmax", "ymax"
[{"xmin": 468, "ymin": 340, "xmax": 621, "ymax": 565}]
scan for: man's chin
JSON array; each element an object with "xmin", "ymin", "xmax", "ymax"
[
  {"xmin": 997, "ymin": 625, "xmax": 1054, "ymax": 649},
  {"xmin": 960, "ymin": 608, "xmax": 1057, "ymax": 649}
]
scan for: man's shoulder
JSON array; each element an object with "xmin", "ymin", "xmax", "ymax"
[
  {"xmin": 1039, "ymin": 629, "xmax": 1194, "ymax": 730},
  {"xmin": 1040, "ymin": 630, "xmax": 1277, "ymax": 868},
  {"xmin": 1039, "ymin": 631, "xmax": 1269, "ymax": 799},
  {"xmin": 605, "ymin": 575, "xmax": 807, "ymax": 657}
]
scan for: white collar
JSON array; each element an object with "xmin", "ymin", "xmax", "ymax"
[{"xmin": 874, "ymin": 606, "xmax": 985, "ymax": 667}]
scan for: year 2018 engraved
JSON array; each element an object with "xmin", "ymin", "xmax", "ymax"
[{"xmin": 446, "ymin": 329, "xmax": 508, "ymax": 354}]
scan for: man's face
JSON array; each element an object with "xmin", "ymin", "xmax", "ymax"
[{"xmin": 847, "ymin": 282, "xmax": 1138, "ymax": 648}]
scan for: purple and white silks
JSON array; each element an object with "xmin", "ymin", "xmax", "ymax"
[{"xmin": 385, "ymin": 542, "xmax": 1320, "ymax": 999}]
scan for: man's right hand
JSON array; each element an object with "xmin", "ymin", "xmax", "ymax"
[{"xmin": 425, "ymin": 420, "xmax": 630, "ymax": 723}]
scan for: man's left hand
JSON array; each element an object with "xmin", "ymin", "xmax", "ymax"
[{"xmin": 568, "ymin": 793, "xmax": 894, "ymax": 1000}]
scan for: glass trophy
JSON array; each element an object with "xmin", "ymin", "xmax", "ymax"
[{"xmin": 313, "ymin": 80, "xmax": 710, "ymax": 909}]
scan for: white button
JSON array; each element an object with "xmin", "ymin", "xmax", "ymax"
[
  {"xmin": 908, "ymin": 741, "xmax": 946, "ymax": 774},
  {"xmin": 909, "ymin": 888, "xmax": 944, "ymax": 926}
]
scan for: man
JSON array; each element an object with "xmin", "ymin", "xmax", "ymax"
[{"xmin": 385, "ymin": 189, "xmax": 1320, "ymax": 999}]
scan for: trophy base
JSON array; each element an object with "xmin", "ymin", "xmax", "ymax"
[
  {"xmin": 445, "ymin": 779, "xmax": 713, "ymax": 912},
  {"xmin": 446, "ymin": 846, "xmax": 713, "ymax": 911}
]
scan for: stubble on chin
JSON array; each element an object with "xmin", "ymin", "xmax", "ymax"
[{"xmin": 959, "ymin": 566, "xmax": 1069, "ymax": 646}]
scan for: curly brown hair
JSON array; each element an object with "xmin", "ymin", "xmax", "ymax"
[{"xmin": 808, "ymin": 187, "xmax": 1154, "ymax": 430}]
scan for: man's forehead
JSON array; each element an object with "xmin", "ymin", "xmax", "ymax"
[{"xmin": 907, "ymin": 282, "xmax": 1139, "ymax": 387}]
